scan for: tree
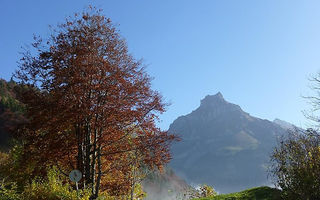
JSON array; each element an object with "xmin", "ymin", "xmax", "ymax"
[
  {"xmin": 269, "ymin": 129, "xmax": 320, "ymax": 200},
  {"xmin": 269, "ymin": 71, "xmax": 320, "ymax": 200},
  {"xmin": 198, "ymin": 184, "xmax": 217, "ymax": 198},
  {"xmin": 302, "ymin": 72, "xmax": 320, "ymax": 129},
  {"xmin": 14, "ymin": 7, "xmax": 177, "ymax": 199}
]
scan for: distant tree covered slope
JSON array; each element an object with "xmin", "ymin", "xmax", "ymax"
[
  {"xmin": 0, "ymin": 78, "xmax": 25, "ymax": 150},
  {"xmin": 0, "ymin": 79, "xmax": 22, "ymax": 111}
]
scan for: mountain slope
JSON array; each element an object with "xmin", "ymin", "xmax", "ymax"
[
  {"xmin": 169, "ymin": 93, "xmax": 288, "ymax": 193},
  {"xmin": 273, "ymin": 118, "xmax": 298, "ymax": 131}
]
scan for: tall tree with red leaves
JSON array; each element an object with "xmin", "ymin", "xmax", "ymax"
[{"xmin": 14, "ymin": 7, "xmax": 178, "ymax": 199}]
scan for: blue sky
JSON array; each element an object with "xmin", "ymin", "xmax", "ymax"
[{"xmin": 1, "ymin": 0, "xmax": 320, "ymax": 130}]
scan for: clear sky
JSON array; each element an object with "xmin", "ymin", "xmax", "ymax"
[{"xmin": 1, "ymin": 0, "xmax": 320, "ymax": 130}]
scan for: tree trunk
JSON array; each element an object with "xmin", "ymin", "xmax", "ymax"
[
  {"xmin": 90, "ymin": 128, "xmax": 98, "ymax": 195},
  {"xmin": 93, "ymin": 145, "xmax": 102, "ymax": 199},
  {"xmin": 84, "ymin": 121, "xmax": 92, "ymax": 187},
  {"xmin": 76, "ymin": 124, "xmax": 85, "ymax": 189}
]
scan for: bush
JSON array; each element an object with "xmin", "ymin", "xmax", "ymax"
[
  {"xmin": 0, "ymin": 166, "xmax": 91, "ymax": 200},
  {"xmin": 1, "ymin": 148, "xmax": 142, "ymax": 199},
  {"xmin": 22, "ymin": 167, "xmax": 91, "ymax": 200},
  {"xmin": 270, "ymin": 129, "xmax": 320, "ymax": 200},
  {"xmin": 0, "ymin": 165, "xmax": 142, "ymax": 200},
  {"xmin": 199, "ymin": 184, "xmax": 217, "ymax": 198},
  {"xmin": 0, "ymin": 146, "xmax": 36, "ymax": 191},
  {"xmin": 0, "ymin": 181, "xmax": 20, "ymax": 200}
]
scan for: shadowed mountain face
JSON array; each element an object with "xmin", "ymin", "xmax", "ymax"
[{"xmin": 169, "ymin": 93, "xmax": 289, "ymax": 193}]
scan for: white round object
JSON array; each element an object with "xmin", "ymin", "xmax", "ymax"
[{"xmin": 69, "ymin": 169, "xmax": 82, "ymax": 182}]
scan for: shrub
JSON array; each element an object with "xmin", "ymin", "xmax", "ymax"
[
  {"xmin": 0, "ymin": 181, "xmax": 21, "ymax": 200},
  {"xmin": 199, "ymin": 184, "xmax": 217, "ymax": 198},
  {"xmin": 0, "ymin": 146, "xmax": 36, "ymax": 191},
  {"xmin": 22, "ymin": 167, "xmax": 91, "ymax": 200},
  {"xmin": 270, "ymin": 129, "xmax": 320, "ymax": 200}
]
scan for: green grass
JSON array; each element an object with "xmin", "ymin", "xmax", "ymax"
[{"xmin": 194, "ymin": 186, "xmax": 282, "ymax": 200}]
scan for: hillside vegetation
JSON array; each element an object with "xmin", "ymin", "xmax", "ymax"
[
  {"xmin": 0, "ymin": 79, "xmax": 23, "ymax": 112},
  {"xmin": 0, "ymin": 78, "xmax": 25, "ymax": 150},
  {"xmin": 193, "ymin": 186, "xmax": 281, "ymax": 200}
]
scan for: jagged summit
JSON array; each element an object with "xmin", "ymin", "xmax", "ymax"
[
  {"xmin": 200, "ymin": 92, "xmax": 227, "ymax": 108},
  {"xmin": 198, "ymin": 92, "xmax": 243, "ymax": 115},
  {"xmin": 201, "ymin": 92, "xmax": 225, "ymax": 104},
  {"xmin": 214, "ymin": 91, "xmax": 224, "ymax": 99}
]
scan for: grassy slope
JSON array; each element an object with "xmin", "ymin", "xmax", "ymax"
[{"xmin": 194, "ymin": 186, "xmax": 282, "ymax": 200}]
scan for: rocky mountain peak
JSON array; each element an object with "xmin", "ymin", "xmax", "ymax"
[
  {"xmin": 200, "ymin": 92, "xmax": 226, "ymax": 107},
  {"xmin": 169, "ymin": 94, "xmax": 290, "ymax": 193},
  {"xmin": 198, "ymin": 92, "xmax": 243, "ymax": 115}
]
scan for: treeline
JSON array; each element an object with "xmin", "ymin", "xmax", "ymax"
[
  {"xmin": 0, "ymin": 79, "xmax": 26, "ymax": 150},
  {"xmin": 0, "ymin": 79, "xmax": 25, "ymax": 113}
]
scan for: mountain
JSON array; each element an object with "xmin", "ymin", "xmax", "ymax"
[{"xmin": 168, "ymin": 92, "xmax": 289, "ymax": 193}]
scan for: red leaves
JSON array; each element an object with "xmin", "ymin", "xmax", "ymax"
[{"xmin": 15, "ymin": 7, "xmax": 179, "ymax": 196}]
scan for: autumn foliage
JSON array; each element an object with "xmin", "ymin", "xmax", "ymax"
[
  {"xmin": 13, "ymin": 7, "xmax": 177, "ymax": 199},
  {"xmin": 270, "ymin": 129, "xmax": 320, "ymax": 199}
]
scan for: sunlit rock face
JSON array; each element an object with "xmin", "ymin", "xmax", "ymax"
[{"xmin": 169, "ymin": 92, "xmax": 291, "ymax": 193}]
